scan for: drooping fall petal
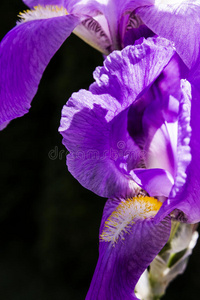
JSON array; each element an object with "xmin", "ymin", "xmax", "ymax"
[{"xmin": 0, "ymin": 10, "xmax": 80, "ymax": 128}]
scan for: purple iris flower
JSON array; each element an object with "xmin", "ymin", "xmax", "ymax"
[
  {"xmin": 1, "ymin": 0, "xmax": 200, "ymax": 129},
  {"xmin": 59, "ymin": 37, "xmax": 200, "ymax": 299}
]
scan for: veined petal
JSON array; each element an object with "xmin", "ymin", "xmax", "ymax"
[
  {"xmin": 0, "ymin": 13, "xmax": 80, "ymax": 128},
  {"xmin": 60, "ymin": 90, "xmax": 140, "ymax": 199},
  {"xmin": 73, "ymin": 16, "xmax": 112, "ymax": 54},
  {"xmin": 137, "ymin": 0, "xmax": 200, "ymax": 69},
  {"xmin": 86, "ymin": 197, "xmax": 171, "ymax": 300},
  {"xmin": 90, "ymin": 37, "xmax": 175, "ymax": 102},
  {"xmin": 59, "ymin": 38, "xmax": 175, "ymax": 198},
  {"xmin": 22, "ymin": 3, "xmax": 112, "ymax": 54}
]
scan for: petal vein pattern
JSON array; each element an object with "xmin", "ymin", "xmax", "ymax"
[
  {"xmin": 137, "ymin": 1, "xmax": 200, "ymax": 69},
  {"xmin": 0, "ymin": 14, "xmax": 80, "ymax": 126}
]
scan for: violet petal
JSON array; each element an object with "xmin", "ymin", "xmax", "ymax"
[
  {"xmin": 0, "ymin": 15, "xmax": 80, "ymax": 128},
  {"xmin": 137, "ymin": 1, "xmax": 200, "ymax": 69},
  {"xmin": 131, "ymin": 168, "xmax": 174, "ymax": 197},
  {"xmin": 59, "ymin": 38, "xmax": 174, "ymax": 198},
  {"xmin": 86, "ymin": 198, "xmax": 171, "ymax": 300}
]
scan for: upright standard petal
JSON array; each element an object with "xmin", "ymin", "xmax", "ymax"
[
  {"xmin": 86, "ymin": 196, "xmax": 171, "ymax": 300},
  {"xmin": 137, "ymin": 0, "xmax": 200, "ymax": 69},
  {"xmin": 0, "ymin": 12, "xmax": 80, "ymax": 128},
  {"xmin": 59, "ymin": 38, "xmax": 175, "ymax": 198}
]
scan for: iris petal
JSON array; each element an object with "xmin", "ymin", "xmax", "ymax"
[
  {"xmin": 0, "ymin": 14, "xmax": 80, "ymax": 128},
  {"xmin": 86, "ymin": 197, "xmax": 171, "ymax": 300},
  {"xmin": 59, "ymin": 38, "xmax": 175, "ymax": 198},
  {"xmin": 131, "ymin": 168, "xmax": 174, "ymax": 197},
  {"xmin": 137, "ymin": 1, "xmax": 200, "ymax": 69},
  {"xmin": 60, "ymin": 91, "xmax": 139, "ymax": 198}
]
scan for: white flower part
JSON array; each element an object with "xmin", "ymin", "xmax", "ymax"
[
  {"xmin": 135, "ymin": 270, "xmax": 151, "ymax": 300},
  {"xmin": 189, "ymin": 231, "xmax": 199, "ymax": 250},
  {"xmin": 17, "ymin": 5, "xmax": 68, "ymax": 24},
  {"xmin": 100, "ymin": 196, "xmax": 162, "ymax": 245}
]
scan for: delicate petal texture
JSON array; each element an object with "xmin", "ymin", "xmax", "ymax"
[
  {"xmin": 131, "ymin": 168, "xmax": 174, "ymax": 197},
  {"xmin": 155, "ymin": 80, "xmax": 195, "ymax": 222},
  {"xmin": 60, "ymin": 90, "xmax": 140, "ymax": 199},
  {"xmin": 86, "ymin": 198, "xmax": 171, "ymax": 300},
  {"xmin": 90, "ymin": 37, "xmax": 175, "ymax": 101},
  {"xmin": 0, "ymin": 15, "xmax": 80, "ymax": 127},
  {"xmin": 59, "ymin": 38, "xmax": 175, "ymax": 198},
  {"xmin": 137, "ymin": 1, "xmax": 200, "ymax": 69}
]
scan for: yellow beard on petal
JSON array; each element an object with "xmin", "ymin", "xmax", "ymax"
[
  {"xmin": 100, "ymin": 196, "xmax": 162, "ymax": 245},
  {"xmin": 17, "ymin": 5, "xmax": 68, "ymax": 24}
]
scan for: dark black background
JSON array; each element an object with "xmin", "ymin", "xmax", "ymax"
[{"xmin": 0, "ymin": 1, "xmax": 200, "ymax": 299}]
